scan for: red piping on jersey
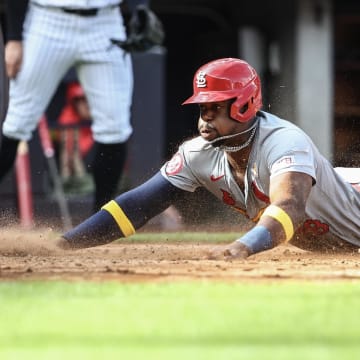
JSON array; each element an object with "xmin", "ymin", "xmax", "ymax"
[{"xmin": 251, "ymin": 181, "xmax": 270, "ymax": 203}]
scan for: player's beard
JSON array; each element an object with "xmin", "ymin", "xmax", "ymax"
[
  {"xmin": 198, "ymin": 117, "xmax": 259, "ymax": 151},
  {"xmin": 198, "ymin": 119, "xmax": 220, "ymax": 143},
  {"xmin": 198, "ymin": 121, "xmax": 235, "ymax": 147}
]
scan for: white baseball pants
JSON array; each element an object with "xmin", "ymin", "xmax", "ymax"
[{"xmin": 3, "ymin": 3, "xmax": 133, "ymax": 144}]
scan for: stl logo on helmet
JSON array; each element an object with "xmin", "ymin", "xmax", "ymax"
[{"xmin": 196, "ymin": 71, "xmax": 207, "ymax": 88}]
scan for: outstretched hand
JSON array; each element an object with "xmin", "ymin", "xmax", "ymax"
[{"xmin": 207, "ymin": 241, "xmax": 251, "ymax": 260}]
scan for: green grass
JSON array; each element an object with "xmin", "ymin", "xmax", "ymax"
[
  {"xmin": 120, "ymin": 231, "xmax": 243, "ymax": 243},
  {"xmin": 1, "ymin": 281, "xmax": 360, "ymax": 359}
]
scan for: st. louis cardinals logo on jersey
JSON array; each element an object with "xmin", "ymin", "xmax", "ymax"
[
  {"xmin": 249, "ymin": 163, "xmax": 270, "ymax": 203},
  {"xmin": 165, "ymin": 153, "xmax": 183, "ymax": 175}
]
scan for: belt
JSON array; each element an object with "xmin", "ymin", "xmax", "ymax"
[
  {"xmin": 61, "ymin": 8, "xmax": 100, "ymax": 17},
  {"xmin": 32, "ymin": 2, "xmax": 119, "ymax": 17}
]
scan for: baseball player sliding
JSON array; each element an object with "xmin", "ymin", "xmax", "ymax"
[
  {"xmin": 56, "ymin": 58, "xmax": 360, "ymax": 259},
  {"xmin": 1, "ymin": 0, "xmax": 135, "ymax": 212}
]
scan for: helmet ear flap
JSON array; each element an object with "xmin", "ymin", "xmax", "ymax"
[
  {"xmin": 230, "ymin": 98, "xmax": 250, "ymax": 122},
  {"xmin": 230, "ymin": 82, "xmax": 262, "ymax": 122},
  {"xmin": 239, "ymin": 101, "xmax": 249, "ymax": 115}
]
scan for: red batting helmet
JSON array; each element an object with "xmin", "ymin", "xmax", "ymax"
[{"xmin": 182, "ymin": 58, "xmax": 262, "ymax": 122}]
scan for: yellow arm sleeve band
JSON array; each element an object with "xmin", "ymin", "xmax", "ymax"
[
  {"xmin": 262, "ymin": 205, "xmax": 294, "ymax": 242},
  {"xmin": 101, "ymin": 200, "xmax": 136, "ymax": 237}
]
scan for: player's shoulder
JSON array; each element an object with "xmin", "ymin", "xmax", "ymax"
[
  {"xmin": 259, "ymin": 111, "xmax": 299, "ymax": 130},
  {"xmin": 180, "ymin": 136, "xmax": 213, "ymax": 153},
  {"xmin": 176, "ymin": 136, "xmax": 220, "ymax": 169},
  {"xmin": 257, "ymin": 111, "xmax": 319, "ymax": 161},
  {"xmin": 258, "ymin": 111, "xmax": 310, "ymax": 140}
]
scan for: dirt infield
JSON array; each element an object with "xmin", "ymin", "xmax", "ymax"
[{"xmin": 0, "ymin": 228, "xmax": 360, "ymax": 283}]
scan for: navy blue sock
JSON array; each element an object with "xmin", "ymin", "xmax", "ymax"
[
  {"xmin": 91, "ymin": 141, "xmax": 127, "ymax": 212},
  {"xmin": 0, "ymin": 135, "xmax": 19, "ymax": 181}
]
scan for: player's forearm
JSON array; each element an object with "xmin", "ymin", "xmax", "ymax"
[
  {"xmin": 207, "ymin": 190, "xmax": 308, "ymax": 260},
  {"xmin": 213, "ymin": 205, "xmax": 295, "ymax": 260},
  {"xmin": 237, "ymin": 201, "xmax": 304, "ymax": 255},
  {"xmin": 59, "ymin": 172, "xmax": 185, "ymax": 249},
  {"xmin": 260, "ymin": 171, "xmax": 311, "ymax": 248}
]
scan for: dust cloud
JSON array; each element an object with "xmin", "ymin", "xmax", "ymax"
[{"xmin": 0, "ymin": 227, "xmax": 62, "ymax": 256}]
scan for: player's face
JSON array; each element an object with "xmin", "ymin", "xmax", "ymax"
[{"xmin": 197, "ymin": 100, "xmax": 248, "ymax": 142}]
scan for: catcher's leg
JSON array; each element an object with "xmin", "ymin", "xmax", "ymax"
[
  {"xmin": 75, "ymin": 8, "xmax": 133, "ymax": 213},
  {"xmin": 91, "ymin": 141, "xmax": 127, "ymax": 212},
  {"xmin": 0, "ymin": 136, "xmax": 19, "ymax": 181}
]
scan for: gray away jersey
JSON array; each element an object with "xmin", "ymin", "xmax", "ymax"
[{"xmin": 160, "ymin": 111, "xmax": 360, "ymax": 246}]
